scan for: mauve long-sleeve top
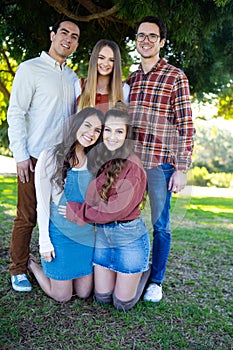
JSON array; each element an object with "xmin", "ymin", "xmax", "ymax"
[{"xmin": 66, "ymin": 154, "xmax": 147, "ymax": 226}]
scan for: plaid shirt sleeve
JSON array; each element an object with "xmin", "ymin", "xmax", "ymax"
[{"xmin": 172, "ymin": 72, "xmax": 195, "ymax": 170}]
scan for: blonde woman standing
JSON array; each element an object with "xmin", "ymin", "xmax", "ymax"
[{"xmin": 76, "ymin": 39, "xmax": 129, "ymax": 114}]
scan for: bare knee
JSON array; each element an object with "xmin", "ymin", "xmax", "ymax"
[
  {"xmin": 74, "ymin": 274, "xmax": 93, "ymax": 299},
  {"xmin": 48, "ymin": 280, "xmax": 73, "ymax": 302},
  {"xmin": 52, "ymin": 292, "xmax": 72, "ymax": 303},
  {"xmin": 76, "ymin": 289, "xmax": 92, "ymax": 299}
]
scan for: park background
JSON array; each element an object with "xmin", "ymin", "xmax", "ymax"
[{"xmin": 0, "ymin": 1, "xmax": 232, "ymax": 349}]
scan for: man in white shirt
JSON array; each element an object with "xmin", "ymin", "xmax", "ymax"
[{"xmin": 7, "ymin": 18, "xmax": 80, "ymax": 292}]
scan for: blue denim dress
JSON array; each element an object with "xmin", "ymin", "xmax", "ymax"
[{"xmin": 41, "ymin": 168, "xmax": 95, "ymax": 280}]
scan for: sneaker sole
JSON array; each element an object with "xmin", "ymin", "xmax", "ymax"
[
  {"xmin": 143, "ymin": 296, "xmax": 162, "ymax": 302},
  {"xmin": 12, "ymin": 285, "xmax": 32, "ymax": 292}
]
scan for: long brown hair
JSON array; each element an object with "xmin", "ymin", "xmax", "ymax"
[
  {"xmin": 78, "ymin": 39, "xmax": 124, "ymax": 110},
  {"xmin": 87, "ymin": 102, "xmax": 134, "ymax": 201},
  {"xmin": 47, "ymin": 107, "xmax": 104, "ymax": 192}
]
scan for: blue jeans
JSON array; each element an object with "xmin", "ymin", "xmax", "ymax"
[{"xmin": 146, "ymin": 164, "xmax": 175, "ymax": 284}]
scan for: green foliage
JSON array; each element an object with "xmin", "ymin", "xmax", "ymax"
[
  {"xmin": 189, "ymin": 166, "xmax": 233, "ymax": 188},
  {"xmin": 1, "ymin": 0, "xmax": 232, "ymax": 92},
  {"xmin": 214, "ymin": 82, "xmax": 233, "ymax": 119},
  {"xmin": 189, "ymin": 166, "xmax": 211, "ymax": 186},
  {"xmin": 0, "ymin": 52, "xmax": 18, "ymax": 152},
  {"xmin": 0, "ymin": 0, "xmax": 55, "ymax": 61},
  {"xmin": 0, "ymin": 120, "xmax": 10, "ymax": 155},
  {"xmin": 193, "ymin": 120, "xmax": 233, "ymax": 173},
  {"xmin": 208, "ymin": 171, "xmax": 233, "ymax": 188},
  {"xmin": 213, "ymin": 0, "xmax": 232, "ymax": 5}
]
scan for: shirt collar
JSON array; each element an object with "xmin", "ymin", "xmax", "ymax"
[
  {"xmin": 138, "ymin": 57, "xmax": 167, "ymax": 74},
  {"xmin": 40, "ymin": 51, "xmax": 67, "ymax": 69}
]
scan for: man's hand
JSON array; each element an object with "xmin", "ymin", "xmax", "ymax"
[
  {"xmin": 168, "ymin": 170, "xmax": 187, "ymax": 193},
  {"xmin": 16, "ymin": 158, "xmax": 35, "ymax": 183}
]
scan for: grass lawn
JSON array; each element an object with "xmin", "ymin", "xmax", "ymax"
[{"xmin": 0, "ymin": 175, "xmax": 232, "ymax": 350}]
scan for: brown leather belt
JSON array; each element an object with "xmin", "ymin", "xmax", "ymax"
[{"xmin": 107, "ymin": 219, "xmax": 133, "ymax": 225}]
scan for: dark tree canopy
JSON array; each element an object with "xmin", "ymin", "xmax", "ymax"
[
  {"xmin": 1, "ymin": 0, "xmax": 233, "ymax": 95},
  {"xmin": 1, "ymin": 0, "xmax": 232, "ymax": 150},
  {"xmin": 0, "ymin": 0, "xmax": 232, "ymax": 152}
]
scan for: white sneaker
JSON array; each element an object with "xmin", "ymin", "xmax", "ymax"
[
  {"xmin": 143, "ymin": 283, "xmax": 162, "ymax": 302},
  {"xmin": 11, "ymin": 274, "xmax": 32, "ymax": 292}
]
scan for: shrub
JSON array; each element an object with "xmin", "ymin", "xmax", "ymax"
[
  {"xmin": 188, "ymin": 166, "xmax": 210, "ymax": 186},
  {"xmin": 188, "ymin": 166, "xmax": 233, "ymax": 188},
  {"xmin": 208, "ymin": 172, "xmax": 233, "ymax": 188}
]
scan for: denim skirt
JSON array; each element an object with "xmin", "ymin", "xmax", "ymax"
[
  {"xmin": 41, "ymin": 221, "xmax": 94, "ymax": 280},
  {"xmin": 94, "ymin": 216, "xmax": 150, "ymax": 274},
  {"xmin": 41, "ymin": 168, "xmax": 95, "ymax": 281}
]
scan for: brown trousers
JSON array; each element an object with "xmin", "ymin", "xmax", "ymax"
[{"xmin": 10, "ymin": 157, "xmax": 37, "ymax": 275}]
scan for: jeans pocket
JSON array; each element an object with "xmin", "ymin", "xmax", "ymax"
[
  {"xmin": 118, "ymin": 221, "xmax": 137, "ymax": 230},
  {"xmin": 160, "ymin": 164, "xmax": 174, "ymax": 172}
]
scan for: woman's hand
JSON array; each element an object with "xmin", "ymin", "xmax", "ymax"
[
  {"xmin": 58, "ymin": 205, "xmax": 67, "ymax": 218},
  {"xmin": 40, "ymin": 250, "xmax": 55, "ymax": 262}
]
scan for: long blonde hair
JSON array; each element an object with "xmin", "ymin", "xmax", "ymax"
[{"xmin": 78, "ymin": 39, "xmax": 124, "ymax": 111}]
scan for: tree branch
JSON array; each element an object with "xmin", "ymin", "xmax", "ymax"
[
  {"xmin": 1, "ymin": 50, "xmax": 15, "ymax": 78},
  {"xmin": 44, "ymin": 0, "xmax": 118, "ymax": 22},
  {"xmin": 77, "ymin": 0, "xmax": 107, "ymax": 14},
  {"xmin": 0, "ymin": 80, "xmax": 10, "ymax": 101}
]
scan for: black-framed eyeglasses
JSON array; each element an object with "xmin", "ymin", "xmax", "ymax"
[{"xmin": 135, "ymin": 33, "xmax": 160, "ymax": 43}]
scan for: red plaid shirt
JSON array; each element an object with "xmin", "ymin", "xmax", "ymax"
[{"xmin": 127, "ymin": 58, "xmax": 195, "ymax": 170}]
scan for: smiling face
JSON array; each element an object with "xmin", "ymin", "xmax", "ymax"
[
  {"xmin": 103, "ymin": 116, "xmax": 127, "ymax": 152},
  {"xmin": 76, "ymin": 114, "xmax": 102, "ymax": 148},
  {"xmin": 136, "ymin": 22, "xmax": 165, "ymax": 61},
  {"xmin": 97, "ymin": 46, "xmax": 115, "ymax": 76},
  {"xmin": 49, "ymin": 21, "xmax": 80, "ymax": 65}
]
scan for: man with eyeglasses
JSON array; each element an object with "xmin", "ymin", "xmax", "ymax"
[
  {"xmin": 7, "ymin": 18, "xmax": 80, "ymax": 292},
  {"xmin": 127, "ymin": 16, "xmax": 195, "ymax": 302}
]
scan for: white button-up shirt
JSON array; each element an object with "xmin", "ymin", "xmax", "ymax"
[{"xmin": 7, "ymin": 51, "xmax": 79, "ymax": 162}]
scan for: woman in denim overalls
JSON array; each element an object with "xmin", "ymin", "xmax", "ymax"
[{"xmin": 28, "ymin": 108, "xmax": 104, "ymax": 302}]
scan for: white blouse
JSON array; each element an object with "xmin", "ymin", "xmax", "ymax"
[{"xmin": 35, "ymin": 148, "xmax": 87, "ymax": 253}]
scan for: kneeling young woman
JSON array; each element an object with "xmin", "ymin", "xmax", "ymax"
[{"xmin": 28, "ymin": 108, "xmax": 104, "ymax": 302}]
